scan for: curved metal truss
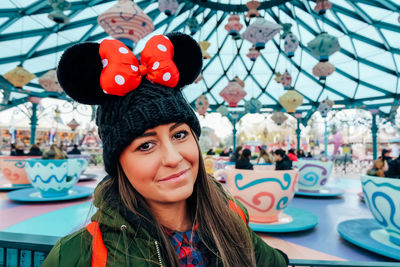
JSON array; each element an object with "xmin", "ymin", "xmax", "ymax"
[{"xmin": 0, "ymin": 0, "xmax": 399, "ymax": 123}]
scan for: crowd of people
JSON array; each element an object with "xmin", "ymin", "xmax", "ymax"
[
  {"xmin": 9, "ymin": 142, "xmax": 82, "ymax": 159},
  {"xmin": 367, "ymin": 148, "xmax": 400, "ymax": 178}
]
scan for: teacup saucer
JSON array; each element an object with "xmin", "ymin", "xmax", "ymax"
[
  {"xmin": 7, "ymin": 186, "xmax": 94, "ymax": 202},
  {"xmin": 295, "ymin": 187, "xmax": 345, "ymax": 197},
  {"xmin": 338, "ymin": 218, "xmax": 400, "ymax": 260},
  {"xmin": 79, "ymin": 173, "xmax": 98, "ymax": 181},
  {"xmin": 249, "ymin": 206, "xmax": 318, "ymax": 233},
  {"xmin": 0, "ymin": 183, "xmax": 32, "ymax": 191}
]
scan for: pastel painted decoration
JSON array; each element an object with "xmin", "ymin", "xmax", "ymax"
[
  {"xmin": 281, "ymin": 23, "xmax": 299, "ymax": 58},
  {"xmin": 217, "ymin": 165, "xmax": 298, "ymax": 223},
  {"xmin": 361, "ymin": 175, "xmax": 400, "ymax": 246},
  {"xmin": 195, "ymin": 94, "xmax": 210, "ymax": 116},
  {"xmin": 97, "ymin": 0, "xmax": 154, "ymax": 49},
  {"xmin": 329, "ymin": 131, "xmax": 343, "ymax": 156},
  {"xmin": 271, "ymin": 111, "xmax": 288, "ymax": 125},
  {"xmin": 280, "ymin": 70, "xmax": 292, "ymax": 89},
  {"xmin": 245, "ymin": 1, "xmax": 260, "ymax": 18},
  {"xmin": 313, "ymin": 61, "xmax": 335, "ymax": 80},
  {"xmin": 294, "ymin": 160, "xmax": 333, "ymax": 192},
  {"xmin": 25, "ymin": 158, "xmax": 83, "ymax": 197},
  {"xmin": 38, "ymin": 69, "xmax": 64, "ymax": 94},
  {"xmin": 307, "ymin": 32, "xmax": 340, "ymax": 61},
  {"xmin": 246, "ymin": 47, "xmax": 260, "ymax": 61},
  {"xmin": 314, "ymin": 0, "xmax": 332, "ymax": 15},
  {"xmin": 199, "ymin": 41, "xmax": 211, "ymax": 59},
  {"xmin": 1, "ymin": 156, "xmax": 40, "ymax": 186},
  {"xmin": 278, "ymin": 90, "xmax": 304, "ymax": 114},
  {"xmin": 158, "ymin": 0, "xmax": 179, "ymax": 16},
  {"xmin": 3, "ymin": 65, "xmax": 36, "ymax": 88},
  {"xmin": 224, "ymin": 14, "xmax": 243, "ymax": 38},
  {"xmin": 48, "ymin": 0, "xmax": 71, "ymax": 24},
  {"xmin": 187, "ymin": 17, "xmax": 200, "ymax": 35},
  {"xmin": 219, "ymin": 77, "xmax": 246, "ymax": 107},
  {"xmin": 244, "ymin": 98, "xmax": 262, "ymax": 114},
  {"xmin": 242, "ymin": 18, "xmax": 283, "ymax": 50},
  {"xmin": 216, "ymin": 105, "xmax": 229, "ymax": 116},
  {"xmin": 317, "ymin": 98, "xmax": 334, "ymax": 118}
]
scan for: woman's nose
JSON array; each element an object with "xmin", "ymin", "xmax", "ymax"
[{"xmin": 161, "ymin": 142, "xmax": 183, "ymax": 167}]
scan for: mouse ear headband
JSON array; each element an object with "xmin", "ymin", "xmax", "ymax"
[{"xmin": 57, "ymin": 32, "xmax": 203, "ymax": 105}]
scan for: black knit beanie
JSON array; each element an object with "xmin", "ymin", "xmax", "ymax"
[{"xmin": 57, "ymin": 32, "xmax": 203, "ymax": 177}]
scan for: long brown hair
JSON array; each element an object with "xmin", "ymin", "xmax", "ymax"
[{"xmin": 97, "ymin": 132, "xmax": 256, "ymax": 266}]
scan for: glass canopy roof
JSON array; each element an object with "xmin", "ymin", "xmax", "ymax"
[{"xmin": 0, "ymin": 0, "xmax": 399, "ymax": 124}]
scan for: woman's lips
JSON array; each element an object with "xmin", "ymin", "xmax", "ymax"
[{"xmin": 159, "ymin": 169, "xmax": 189, "ymax": 182}]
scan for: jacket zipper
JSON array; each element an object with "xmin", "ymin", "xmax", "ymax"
[
  {"xmin": 120, "ymin": 225, "xmax": 131, "ymax": 267},
  {"xmin": 154, "ymin": 240, "xmax": 163, "ymax": 267}
]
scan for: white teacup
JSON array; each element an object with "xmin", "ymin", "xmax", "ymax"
[{"xmin": 294, "ymin": 160, "xmax": 333, "ymax": 192}]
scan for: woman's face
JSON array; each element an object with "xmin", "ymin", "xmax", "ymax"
[{"xmin": 119, "ymin": 122, "xmax": 199, "ymax": 207}]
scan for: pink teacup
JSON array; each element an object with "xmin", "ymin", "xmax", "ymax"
[{"xmin": 0, "ymin": 156, "xmax": 40, "ymax": 186}]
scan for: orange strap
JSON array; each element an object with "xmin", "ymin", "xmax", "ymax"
[
  {"xmin": 86, "ymin": 221, "xmax": 107, "ymax": 267},
  {"xmin": 229, "ymin": 199, "xmax": 247, "ymax": 225}
]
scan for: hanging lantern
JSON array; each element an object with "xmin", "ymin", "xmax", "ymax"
[
  {"xmin": 195, "ymin": 94, "xmax": 209, "ymax": 116},
  {"xmin": 219, "ymin": 77, "xmax": 246, "ymax": 107},
  {"xmin": 97, "ymin": 0, "xmax": 154, "ymax": 50},
  {"xmin": 246, "ymin": 1, "xmax": 260, "ymax": 18},
  {"xmin": 312, "ymin": 61, "xmax": 335, "ymax": 80},
  {"xmin": 158, "ymin": 0, "xmax": 179, "ymax": 16},
  {"xmin": 307, "ymin": 32, "xmax": 340, "ymax": 61},
  {"xmin": 3, "ymin": 65, "xmax": 36, "ymax": 88},
  {"xmin": 225, "ymin": 14, "xmax": 243, "ymax": 38},
  {"xmin": 246, "ymin": 47, "xmax": 260, "ymax": 61},
  {"xmin": 274, "ymin": 72, "xmax": 282, "ymax": 83},
  {"xmin": 314, "ymin": 0, "xmax": 332, "ymax": 15},
  {"xmin": 242, "ymin": 18, "xmax": 282, "ymax": 50},
  {"xmin": 54, "ymin": 107, "xmax": 64, "ymax": 124},
  {"xmin": 48, "ymin": 0, "xmax": 71, "ymax": 24},
  {"xmin": 194, "ymin": 74, "xmax": 203, "ymax": 83},
  {"xmin": 28, "ymin": 96, "xmax": 41, "ymax": 104},
  {"xmin": 244, "ymin": 98, "xmax": 262, "ymax": 114},
  {"xmin": 318, "ymin": 98, "xmax": 334, "ymax": 118},
  {"xmin": 278, "ymin": 90, "xmax": 303, "ymax": 113},
  {"xmin": 280, "ymin": 70, "xmax": 292, "ymax": 90},
  {"xmin": 281, "ymin": 24, "xmax": 299, "ymax": 58},
  {"xmin": 217, "ymin": 105, "xmax": 229, "ymax": 117},
  {"xmin": 187, "ymin": 17, "xmax": 200, "ymax": 35},
  {"xmin": 67, "ymin": 118, "xmax": 80, "ymax": 131},
  {"xmin": 199, "ymin": 41, "xmax": 211, "ymax": 59},
  {"xmin": 39, "ymin": 69, "xmax": 64, "ymax": 94},
  {"xmin": 271, "ymin": 112, "xmax": 288, "ymax": 125}
]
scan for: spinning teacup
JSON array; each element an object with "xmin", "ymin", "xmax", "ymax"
[
  {"xmin": 219, "ymin": 166, "xmax": 298, "ymax": 223},
  {"xmin": 0, "ymin": 156, "xmax": 40, "ymax": 186},
  {"xmin": 295, "ymin": 160, "xmax": 333, "ymax": 192},
  {"xmin": 361, "ymin": 175, "xmax": 400, "ymax": 246},
  {"xmin": 25, "ymin": 158, "xmax": 83, "ymax": 197}
]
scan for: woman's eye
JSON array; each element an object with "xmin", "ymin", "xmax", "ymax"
[
  {"xmin": 138, "ymin": 142, "xmax": 154, "ymax": 151},
  {"xmin": 173, "ymin": 130, "xmax": 188, "ymax": 140}
]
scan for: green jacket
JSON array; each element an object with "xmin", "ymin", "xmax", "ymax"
[{"xmin": 42, "ymin": 179, "xmax": 288, "ymax": 267}]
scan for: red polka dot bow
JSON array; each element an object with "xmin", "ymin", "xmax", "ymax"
[{"xmin": 99, "ymin": 35, "xmax": 179, "ymax": 96}]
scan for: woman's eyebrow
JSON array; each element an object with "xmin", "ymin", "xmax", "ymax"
[{"xmin": 169, "ymin": 122, "xmax": 184, "ymax": 132}]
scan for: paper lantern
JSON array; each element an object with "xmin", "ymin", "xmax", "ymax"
[
  {"xmin": 187, "ymin": 17, "xmax": 200, "ymax": 35},
  {"xmin": 271, "ymin": 112, "xmax": 288, "ymax": 125},
  {"xmin": 219, "ymin": 77, "xmax": 246, "ymax": 107},
  {"xmin": 242, "ymin": 18, "xmax": 282, "ymax": 50},
  {"xmin": 278, "ymin": 90, "xmax": 303, "ymax": 113},
  {"xmin": 97, "ymin": 0, "xmax": 154, "ymax": 49},
  {"xmin": 199, "ymin": 41, "xmax": 211, "ymax": 59},
  {"xmin": 194, "ymin": 74, "xmax": 203, "ymax": 83},
  {"xmin": 246, "ymin": 47, "xmax": 260, "ymax": 61},
  {"xmin": 195, "ymin": 94, "xmax": 209, "ymax": 116},
  {"xmin": 281, "ymin": 23, "xmax": 299, "ymax": 58},
  {"xmin": 67, "ymin": 118, "xmax": 80, "ymax": 131},
  {"xmin": 225, "ymin": 14, "xmax": 243, "ymax": 38},
  {"xmin": 48, "ymin": 0, "xmax": 71, "ymax": 24},
  {"xmin": 314, "ymin": 0, "xmax": 332, "ymax": 15},
  {"xmin": 312, "ymin": 61, "xmax": 335, "ymax": 80},
  {"xmin": 318, "ymin": 98, "xmax": 334, "ymax": 118},
  {"xmin": 246, "ymin": 1, "xmax": 260, "ymax": 18},
  {"xmin": 38, "ymin": 69, "xmax": 64, "ymax": 93},
  {"xmin": 244, "ymin": 98, "xmax": 262, "ymax": 114},
  {"xmin": 280, "ymin": 71, "xmax": 292, "ymax": 90},
  {"xmin": 217, "ymin": 105, "xmax": 229, "ymax": 116},
  {"xmin": 3, "ymin": 65, "xmax": 36, "ymax": 88},
  {"xmin": 307, "ymin": 32, "xmax": 340, "ymax": 61},
  {"xmin": 274, "ymin": 72, "xmax": 282, "ymax": 83},
  {"xmin": 158, "ymin": 0, "xmax": 179, "ymax": 16}
]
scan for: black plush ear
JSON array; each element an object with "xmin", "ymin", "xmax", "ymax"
[
  {"xmin": 57, "ymin": 42, "xmax": 108, "ymax": 105},
  {"xmin": 166, "ymin": 32, "xmax": 203, "ymax": 89}
]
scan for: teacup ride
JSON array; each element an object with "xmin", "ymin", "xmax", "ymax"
[
  {"xmin": 216, "ymin": 165, "xmax": 318, "ymax": 232},
  {"xmin": 294, "ymin": 159, "xmax": 344, "ymax": 197},
  {"xmin": 338, "ymin": 175, "xmax": 400, "ymax": 260},
  {"xmin": 67, "ymin": 154, "xmax": 98, "ymax": 181},
  {"xmin": 0, "ymin": 156, "xmax": 40, "ymax": 191},
  {"xmin": 7, "ymin": 158, "xmax": 94, "ymax": 202}
]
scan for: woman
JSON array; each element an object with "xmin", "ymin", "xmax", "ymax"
[
  {"xmin": 235, "ymin": 148, "xmax": 254, "ymax": 170},
  {"xmin": 229, "ymin": 145, "xmax": 243, "ymax": 162},
  {"xmin": 43, "ymin": 32, "xmax": 287, "ymax": 267},
  {"xmin": 256, "ymin": 146, "xmax": 274, "ymax": 164}
]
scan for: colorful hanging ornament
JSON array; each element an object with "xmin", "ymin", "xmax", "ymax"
[
  {"xmin": 195, "ymin": 94, "xmax": 209, "ymax": 116},
  {"xmin": 271, "ymin": 111, "xmax": 288, "ymax": 125},
  {"xmin": 314, "ymin": 0, "xmax": 332, "ymax": 15},
  {"xmin": 3, "ymin": 65, "xmax": 36, "ymax": 88},
  {"xmin": 199, "ymin": 41, "xmax": 211, "ymax": 59},
  {"xmin": 38, "ymin": 69, "xmax": 64, "ymax": 93},
  {"xmin": 278, "ymin": 90, "xmax": 303, "ymax": 113},
  {"xmin": 97, "ymin": 0, "xmax": 154, "ymax": 49},
  {"xmin": 224, "ymin": 14, "xmax": 243, "ymax": 38},
  {"xmin": 307, "ymin": 32, "xmax": 340, "ymax": 61},
  {"xmin": 280, "ymin": 70, "xmax": 292, "ymax": 90},
  {"xmin": 246, "ymin": 47, "xmax": 260, "ymax": 61},
  {"xmin": 281, "ymin": 23, "xmax": 299, "ymax": 58},
  {"xmin": 312, "ymin": 61, "xmax": 335, "ymax": 80},
  {"xmin": 242, "ymin": 18, "xmax": 282, "ymax": 50},
  {"xmin": 246, "ymin": 1, "xmax": 260, "ymax": 18},
  {"xmin": 219, "ymin": 77, "xmax": 246, "ymax": 107},
  {"xmin": 187, "ymin": 17, "xmax": 200, "ymax": 35},
  {"xmin": 217, "ymin": 105, "xmax": 229, "ymax": 117},
  {"xmin": 318, "ymin": 98, "xmax": 334, "ymax": 118},
  {"xmin": 244, "ymin": 98, "xmax": 262, "ymax": 114},
  {"xmin": 67, "ymin": 118, "xmax": 80, "ymax": 131},
  {"xmin": 48, "ymin": 0, "xmax": 71, "ymax": 24},
  {"xmin": 158, "ymin": 0, "xmax": 179, "ymax": 16},
  {"xmin": 274, "ymin": 72, "xmax": 282, "ymax": 83}
]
